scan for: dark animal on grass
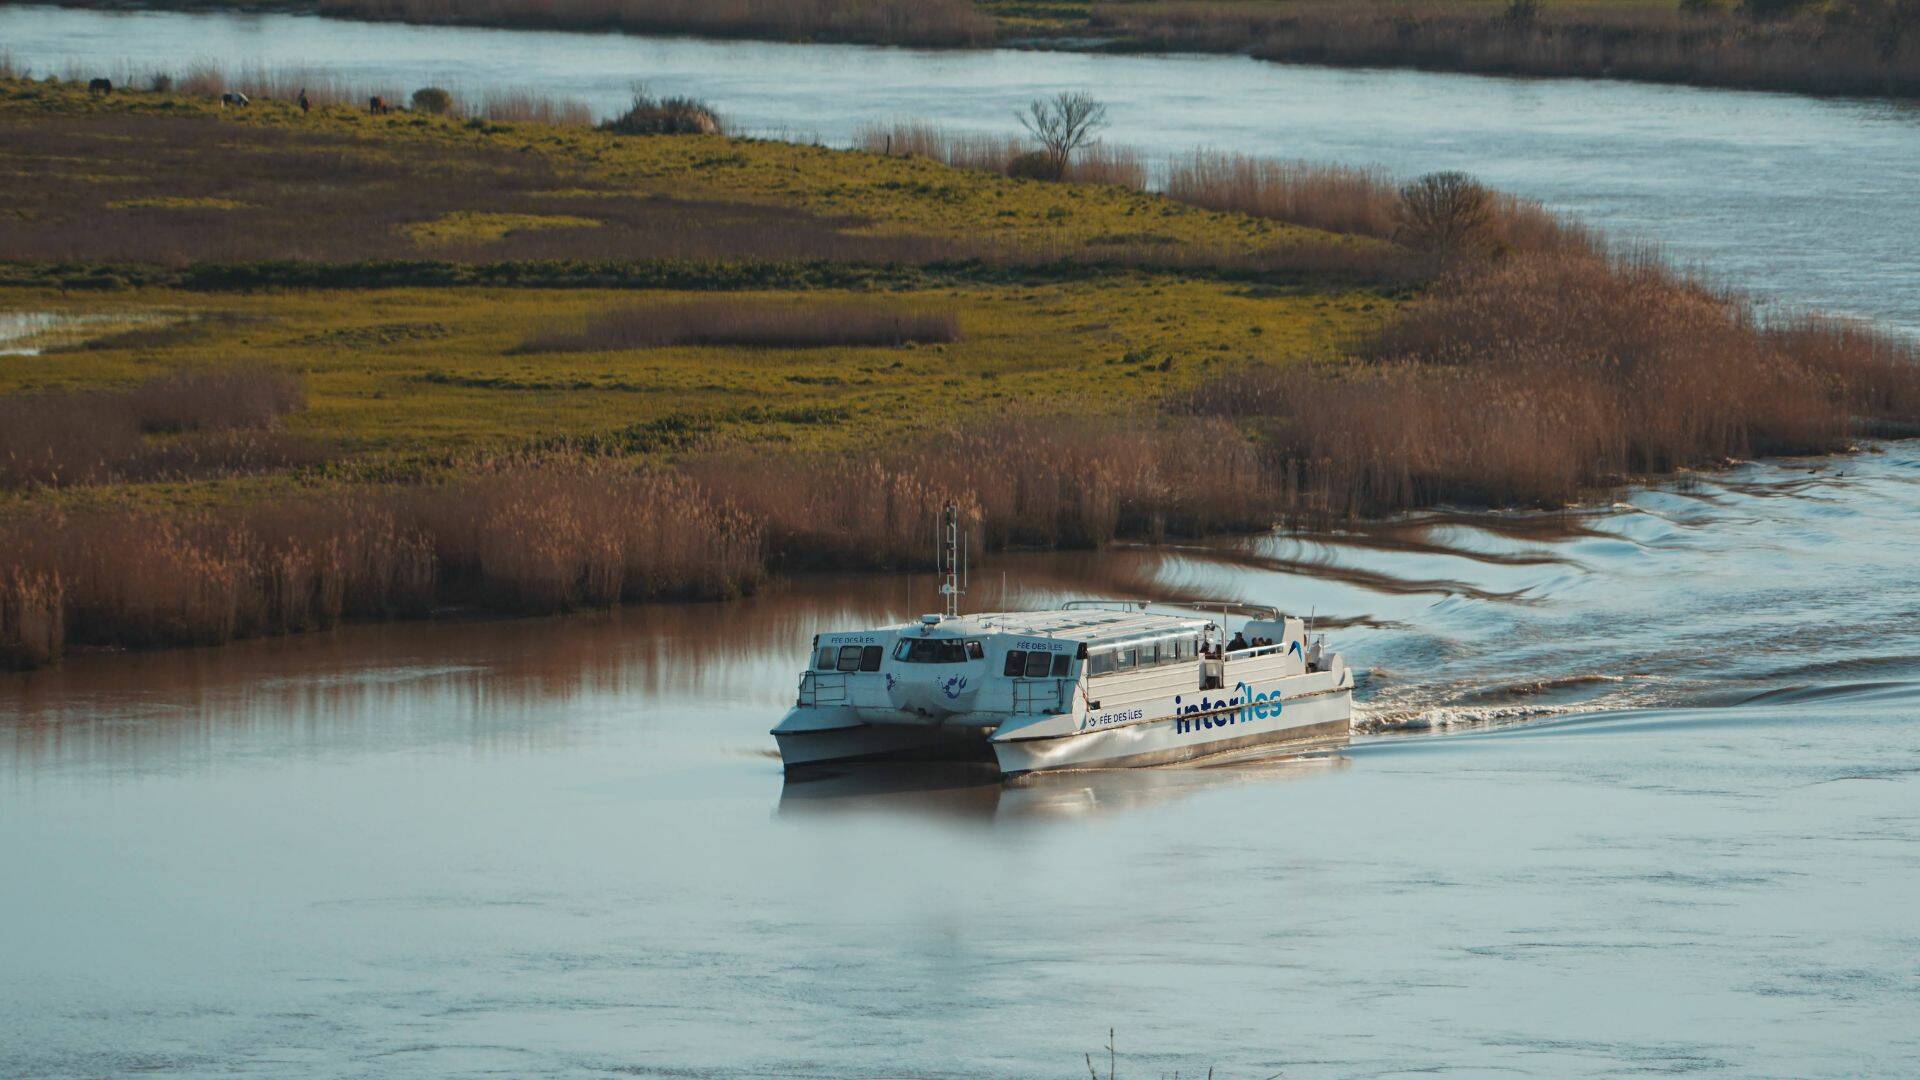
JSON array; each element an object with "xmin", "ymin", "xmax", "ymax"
[
  {"xmin": 87, "ymin": 78, "xmax": 112, "ymax": 96},
  {"xmin": 368, "ymin": 95, "xmax": 390, "ymax": 114},
  {"xmin": 220, "ymin": 91, "xmax": 250, "ymax": 109},
  {"xmin": 298, "ymin": 87, "xmax": 310, "ymax": 114}
]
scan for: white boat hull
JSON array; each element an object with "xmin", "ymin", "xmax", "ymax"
[
  {"xmin": 773, "ymin": 707, "xmax": 991, "ymax": 770},
  {"xmin": 991, "ymin": 686, "xmax": 1351, "ymax": 777}
]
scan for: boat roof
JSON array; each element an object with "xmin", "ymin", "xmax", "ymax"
[{"xmin": 913, "ymin": 608, "xmax": 1211, "ymax": 648}]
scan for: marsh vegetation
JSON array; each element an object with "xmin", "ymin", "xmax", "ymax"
[{"xmin": 1, "ymin": 74, "xmax": 1915, "ymax": 669}]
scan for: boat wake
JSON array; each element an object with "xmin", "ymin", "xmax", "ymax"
[{"xmin": 1121, "ymin": 444, "xmax": 1920, "ymax": 743}]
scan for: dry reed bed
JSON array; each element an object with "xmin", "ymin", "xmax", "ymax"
[
  {"xmin": 516, "ymin": 298, "xmax": 962, "ymax": 352},
  {"xmin": 0, "ymin": 418, "xmax": 1288, "ymax": 668},
  {"xmin": 0, "ymin": 367, "xmax": 316, "ymax": 488},
  {"xmin": 1091, "ymin": 1, "xmax": 1920, "ymax": 100},
  {"xmin": 43, "ymin": 59, "xmax": 595, "ymax": 124},
  {"xmin": 314, "ymin": 0, "xmax": 995, "ymax": 47},
  {"xmin": 1162, "ymin": 150, "xmax": 1599, "ymax": 257},
  {"xmin": 1183, "ymin": 250, "xmax": 1920, "ymax": 515}
]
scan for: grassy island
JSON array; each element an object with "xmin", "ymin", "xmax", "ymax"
[{"xmin": 1, "ymin": 74, "xmax": 1914, "ymax": 668}]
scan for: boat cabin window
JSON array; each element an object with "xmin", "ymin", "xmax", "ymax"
[
  {"xmin": 815, "ymin": 647, "xmax": 835, "ymax": 670},
  {"xmin": 1003, "ymin": 649, "xmax": 1073, "ymax": 678},
  {"xmin": 892, "ymin": 638, "xmax": 977, "ymax": 664},
  {"xmin": 834, "ymin": 644, "xmax": 884, "ymax": 672},
  {"xmin": 1087, "ymin": 632, "xmax": 1204, "ymax": 677}
]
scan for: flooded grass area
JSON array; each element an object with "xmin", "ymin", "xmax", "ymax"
[{"xmin": 0, "ymin": 308, "xmax": 171, "ymax": 354}]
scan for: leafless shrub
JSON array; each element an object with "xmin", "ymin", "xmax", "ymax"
[
  {"xmin": 1394, "ymin": 171, "xmax": 1494, "ymax": 259},
  {"xmin": 517, "ymin": 299, "xmax": 962, "ymax": 352},
  {"xmin": 1017, "ymin": 91, "xmax": 1110, "ymax": 178}
]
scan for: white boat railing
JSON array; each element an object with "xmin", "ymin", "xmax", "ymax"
[
  {"xmin": 1012, "ymin": 678, "xmax": 1068, "ymax": 714},
  {"xmin": 797, "ymin": 671, "xmax": 846, "ymax": 706}
]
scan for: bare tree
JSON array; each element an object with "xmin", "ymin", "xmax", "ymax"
[
  {"xmin": 1394, "ymin": 171, "xmax": 1494, "ymax": 260},
  {"xmin": 1017, "ymin": 91, "xmax": 1109, "ymax": 180}
]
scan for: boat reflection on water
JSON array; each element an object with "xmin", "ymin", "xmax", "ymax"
[{"xmin": 776, "ymin": 749, "xmax": 1350, "ymax": 823}]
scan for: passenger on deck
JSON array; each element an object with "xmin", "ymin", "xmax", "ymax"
[{"xmin": 1227, "ymin": 631, "xmax": 1249, "ymax": 653}]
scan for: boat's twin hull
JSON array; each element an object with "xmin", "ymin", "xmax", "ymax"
[
  {"xmin": 774, "ymin": 688, "xmax": 1351, "ymax": 777},
  {"xmin": 774, "ymin": 717, "xmax": 993, "ymax": 770}
]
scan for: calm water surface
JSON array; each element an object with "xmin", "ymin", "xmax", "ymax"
[
  {"xmin": 5, "ymin": 447, "xmax": 1919, "ymax": 1076},
  {"xmin": 3, "ymin": 5, "xmax": 1920, "ymax": 334}
]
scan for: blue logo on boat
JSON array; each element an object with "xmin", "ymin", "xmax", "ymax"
[
  {"xmin": 1172, "ymin": 682, "xmax": 1282, "ymax": 734},
  {"xmin": 940, "ymin": 675, "xmax": 969, "ymax": 700}
]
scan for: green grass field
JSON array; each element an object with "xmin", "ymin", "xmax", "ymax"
[{"xmin": 0, "ymin": 77, "xmax": 1394, "ymax": 503}]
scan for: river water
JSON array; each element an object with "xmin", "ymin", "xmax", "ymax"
[
  {"xmin": 3, "ymin": 4, "xmax": 1920, "ymax": 335},
  {"xmin": 5, "ymin": 446, "xmax": 1919, "ymax": 1077},
  {"xmin": 4, "ymin": 8, "xmax": 1920, "ymax": 1076}
]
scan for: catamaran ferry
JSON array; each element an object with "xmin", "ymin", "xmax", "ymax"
[{"xmin": 772, "ymin": 510, "xmax": 1354, "ymax": 778}]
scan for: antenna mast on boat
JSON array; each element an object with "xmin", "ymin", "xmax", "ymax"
[{"xmin": 939, "ymin": 501, "xmax": 967, "ymax": 618}]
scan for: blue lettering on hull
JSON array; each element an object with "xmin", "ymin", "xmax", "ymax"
[{"xmin": 1173, "ymin": 682, "xmax": 1282, "ymax": 735}]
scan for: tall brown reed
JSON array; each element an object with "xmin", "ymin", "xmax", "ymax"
[
  {"xmin": 0, "ymin": 467, "xmax": 749, "ymax": 666},
  {"xmin": 0, "ymin": 367, "xmax": 313, "ymax": 489},
  {"xmin": 1163, "ymin": 150, "xmax": 1599, "ymax": 257},
  {"xmin": 480, "ymin": 90, "xmax": 594, "ymax": 127},
  {"xmin": 0, "ymin": 571, "xmax": 63, "ymax": 669},
  {"xmin": 1185, "ymin": 247, "xmax": 1920, "ymax": 515},
  {"xmin": 408, "ymin": 462, "xmax": 764, "ymax": 613}
]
